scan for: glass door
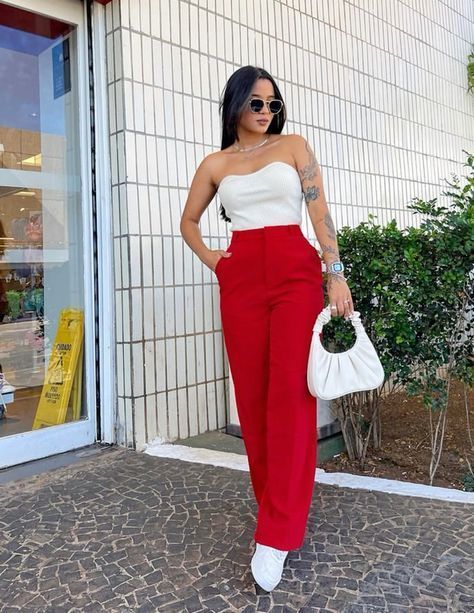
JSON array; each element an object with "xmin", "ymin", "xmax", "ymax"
[{"xmin": 0, "ymin": 0, "xmax": 96, "ymax": 467}]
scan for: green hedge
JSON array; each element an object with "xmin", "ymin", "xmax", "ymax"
[{"xmin": 323, "ymin": 150, "xmax": 473, "ymax": 403}]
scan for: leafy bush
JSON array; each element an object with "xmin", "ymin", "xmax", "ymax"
[
  {"xmin": 322, "ymin": 151, "xmax": 473, "ymax": 481},
  {"xmin": 462, "ymin": 470, "xmax": 474, "ymax": 492},
  {"xmin": 468, "ymin": 43, "xmax": 474, "ymax": 93}
]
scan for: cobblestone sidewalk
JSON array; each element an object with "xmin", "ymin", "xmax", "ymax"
[{"xmin": 0, "ymin": 446, "xmax": 472, "ymax": 612}]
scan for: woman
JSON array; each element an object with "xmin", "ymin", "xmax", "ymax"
[{"xmin": 180, "ymin": 65, "xmax": 354, "ymax": 593}]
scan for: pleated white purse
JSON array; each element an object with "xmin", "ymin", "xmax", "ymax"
[{"xmin": 307, "ymin": 305, "xmax": 385, "ymax": 400}]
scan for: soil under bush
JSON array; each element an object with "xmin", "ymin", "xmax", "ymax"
[{"xmin": 319, "ymin": 378, "xmax": 474, "ymax": 491}]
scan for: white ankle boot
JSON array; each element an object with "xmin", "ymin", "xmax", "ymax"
[{"xmin": 251, "ymin": 542, "xmax": 289, "ymax": 593}]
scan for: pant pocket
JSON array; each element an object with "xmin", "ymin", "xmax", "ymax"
[
  {"xmin": 215, "ymin": 255, "xmax": 225, "ymax": 276},
  {"xmin": 214, "ymin": 244, "xmax": 233, "ymax": 278}
]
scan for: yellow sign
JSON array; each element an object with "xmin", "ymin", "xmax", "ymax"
[{"xmin": 33, "ymin": 308, "xmax": 84, "ymax": 429}]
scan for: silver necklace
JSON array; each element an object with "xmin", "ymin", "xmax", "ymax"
[{"xmin": 232, "ymin": 136, "xmax": 270, "ymax": 152}]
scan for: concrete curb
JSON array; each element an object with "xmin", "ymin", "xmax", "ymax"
[{"xmin": 144, "ymin": 439, "xmax": 474, "ymax": 505}]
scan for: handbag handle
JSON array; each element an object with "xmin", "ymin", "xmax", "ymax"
[{"xmin": 313, "ymin": 304, "xmax": 364, "ymax": 335}]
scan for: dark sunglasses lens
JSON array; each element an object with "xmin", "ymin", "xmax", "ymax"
[
  {"xmin": 269, "ymin": 100, "xmax": 283, "ymax": 113},
  {"xmin": 249, "ymin": 99, "xmax": 264, "ymax": 112}
]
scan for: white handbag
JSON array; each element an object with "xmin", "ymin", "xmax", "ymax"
[{"xmin": 307, "ymin": 305, "xmax": 385, "ymax": 400}]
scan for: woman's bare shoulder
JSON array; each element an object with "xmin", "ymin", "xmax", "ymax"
[
  {"xmin": 283, "ymin": 133, "xmax": 307, "ymax": 147},
  {"xmin": 281, "ymin": 134, "xmax": 318, "ymax": 164},
  {"xmin": 273, "ymin": 133, "xmax": 301, "ymax": 154},
  {"xmin": 197, "ymin": 149, "xmax": 236, "ymax": 187},
  {"xmin": 198, "ymin": 150, "xmax": 225, "ymax": 175}
]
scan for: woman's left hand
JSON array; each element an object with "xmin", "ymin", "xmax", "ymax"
[{"xmin": 327, "ymin": 275, "xmax": 355, "ymax": 320}]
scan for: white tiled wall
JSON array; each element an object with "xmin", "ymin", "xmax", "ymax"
[{"xmin": 104, "ymin": 0, "xmax": 474, "ymax": 449}]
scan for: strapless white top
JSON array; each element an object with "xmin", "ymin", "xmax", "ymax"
[{"xmin": 217, "ymin": 161, "xmax": 303, "ymax": 231}]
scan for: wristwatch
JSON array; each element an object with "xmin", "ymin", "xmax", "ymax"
[{"xmin": 328, "ymin": 261, "xmax": 345, "ymax": 274}]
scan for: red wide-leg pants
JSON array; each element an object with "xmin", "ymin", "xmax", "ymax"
[{"xmin": 214, "ymin": 224, "xmax": 325, "ymax": 551}]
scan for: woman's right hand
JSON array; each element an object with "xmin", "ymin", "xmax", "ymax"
[{"xmin": 208, "ymin": 249, "xmax": 232, "ymax": 272}]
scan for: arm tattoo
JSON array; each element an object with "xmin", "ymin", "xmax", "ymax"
[
  {"xmin": 303, "ymin": 185, "xmax": 320, "ymax": 205},
  {"xmin": 323, "ymin": 213, "xmax": 336, "ymax": 240},
  {"xmin": 327, "ymin": 274, "xmax": 346, "ymax": 289},
  {"xmin": 320, "ymin": 242, "xmax": 339, "ymax": 258},
  {"xmin": 298, "ymin": 140, "xmax": 319, "ymax": 182}
]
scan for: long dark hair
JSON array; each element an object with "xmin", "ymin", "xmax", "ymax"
[{"xmin": 218, "ymin": 66, "xmax": 287, "ymax": 222}]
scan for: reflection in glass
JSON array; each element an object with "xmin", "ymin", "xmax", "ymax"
[{"xmin": 0, "ymin": 4, "xmax": 86, "ymax": 436}]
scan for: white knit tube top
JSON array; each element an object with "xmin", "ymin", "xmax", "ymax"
[{"xmin": 217, "ymin": 161, "xmax": 303, "ymax": 231}]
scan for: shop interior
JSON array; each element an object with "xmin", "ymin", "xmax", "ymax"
[{"xmin": 0, "ymin": 4, "xmax": 85, "ymax": 436}]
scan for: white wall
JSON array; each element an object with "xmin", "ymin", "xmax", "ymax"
[{"xmin": 104, "ymin": 0, "xmax": 474, "ymax": 450}]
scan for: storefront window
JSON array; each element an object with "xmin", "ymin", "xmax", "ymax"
[{"xmin": 0, "ymin": 4, "xmax": 86, "ymax": 435}]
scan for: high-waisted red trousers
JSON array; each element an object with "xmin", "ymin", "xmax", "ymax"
[{"xmin": 214, "ymin": 223, "xmax": 325, "ymax": 551}]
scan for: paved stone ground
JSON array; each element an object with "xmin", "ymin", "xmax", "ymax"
[{"xmin": 0, "ymin": 446, "xmax": 472, "ymax": 612}]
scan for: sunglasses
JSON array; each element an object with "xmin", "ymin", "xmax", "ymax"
[{"xmin": 248, "ymin": 97, "xmax": 284, "ymax": 114}]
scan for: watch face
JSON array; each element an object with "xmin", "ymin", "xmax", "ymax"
[{"xmin": 331, "ymin": 262, "xmax": 343, "ymax": 272}]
